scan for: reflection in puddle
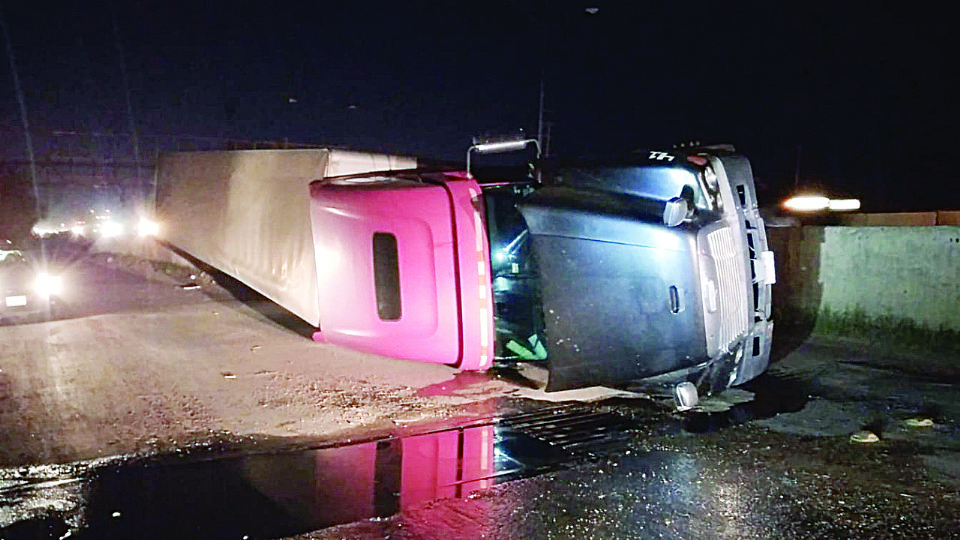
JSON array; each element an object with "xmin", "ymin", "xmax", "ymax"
[
  {"xmin": 83, "ymin": 425, "xmax": 496, "ymax": 538},
  {"xmin": 416, "ymin": 371, "xmax": 497, "ymax": 397},
  {"xmin": 79, "ymin": 407, "xmax": 624, "ymax": 539}
]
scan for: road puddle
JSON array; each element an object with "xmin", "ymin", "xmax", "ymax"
[{"xmin": 1, "ymin": 406, "xmax": 635, "ymax": 539}]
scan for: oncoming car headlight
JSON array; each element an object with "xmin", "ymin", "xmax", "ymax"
[
  {"xmin": 34, "ymin": 272, "xmax": 64, "ymax": 297},
  {"xmin": 100, "ymin": 221, "xmax": 124, "ymax": 238}
]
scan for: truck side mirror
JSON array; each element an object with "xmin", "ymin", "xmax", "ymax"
[{"xmin": 662, "ymin": 197, "xmax": 689, "ymax": 227}]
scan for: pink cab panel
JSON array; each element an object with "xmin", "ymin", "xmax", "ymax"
[{"xmin": 309, "ymin": 173, "xmax": 494, "ymax": 370}]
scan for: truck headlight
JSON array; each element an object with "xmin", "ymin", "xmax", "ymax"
[
  {"xmin": 138, "ymin": 218, "xmax": 160, "ymax": 237},
  {"xmin": 34, "ymin": 272, "xmax": 63, "ymax": 297}
]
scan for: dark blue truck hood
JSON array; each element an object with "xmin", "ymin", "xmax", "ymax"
[{"xmin": 518, "ymin": 186, "xmax": 709, "ymax": 391}]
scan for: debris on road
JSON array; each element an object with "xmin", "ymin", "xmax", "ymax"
[{"xmin": 850, "ymin": 430, "xmax": 880, "ymax": 443}]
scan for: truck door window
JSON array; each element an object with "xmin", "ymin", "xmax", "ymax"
[{"xmin": 372, "ymin": 232, "xmax": 402, "ymax": 321}]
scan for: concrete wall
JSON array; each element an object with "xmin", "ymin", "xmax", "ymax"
[
  {"xmin": 768, "ymin": 225, "xmax": 960, "ymax": 332},
  {"xmin": 838, "ymin": 211, "xmax": 960, "ymax": 226}
]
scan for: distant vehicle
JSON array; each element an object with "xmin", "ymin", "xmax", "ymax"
[
  {"xmin": 156, "ymin": 145, "xmax": 774, "ymax": 404},
  {"xmin": 33, "ymin": 210, "xmax": 128, "ymax": 239},
  {"xmin": 0, "ymin": 241, "xmax": 64, "ymax": 324}
]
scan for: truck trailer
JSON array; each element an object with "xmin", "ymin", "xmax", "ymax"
[{"xmin": 156, "ymin": 146, "xmax": 774, "ymax": 399}]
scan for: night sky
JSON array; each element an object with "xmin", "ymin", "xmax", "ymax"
[{"xmin": 1, "ymin": 1, "xmax": 956, "ymax": 210}]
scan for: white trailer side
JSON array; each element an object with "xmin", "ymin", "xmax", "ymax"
[{"xmin": 156, "ymin": 149, "xmax": 416, "ymax": 326}]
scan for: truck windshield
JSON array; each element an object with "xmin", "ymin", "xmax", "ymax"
[
  {"xmin": 482, "ymin": 183, "xmax": 546, "ymax": 363},
  {"xmin": 550, "ymin": 165, "xmax": 710, "ymax": 211}
]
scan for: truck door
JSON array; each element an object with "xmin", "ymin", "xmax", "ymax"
[{"xmin": 308, "ymin": 173, "xmax": 494, "ymax": 371}]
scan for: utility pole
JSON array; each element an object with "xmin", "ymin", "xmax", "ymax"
[
  {"xmin": 111, "ymin": 6, "xmax": 143, "ymax": 201},
  {"xmin": 537, "ymin": 67, "xmax": 545, "ymax": 155},
  {"xmin": 536, "ymin": 2, "xmax": 547, "ymax": 157},
  {"xmin": 535, "ymin": 6, "xmax": 597, "ymax": 158},
  {"xmin": 1, "ymin": 8, "xmax": 42, "ymax": 218}
]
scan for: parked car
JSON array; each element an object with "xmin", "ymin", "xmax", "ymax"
[{"xmin": 0, "ymin": 240, "xmax": 64, "ymax": 324}]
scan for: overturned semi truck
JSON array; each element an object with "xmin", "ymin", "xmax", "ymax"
[{"xmin": 156, "ymin": 146, "xmax": 774, "ymax": 400}]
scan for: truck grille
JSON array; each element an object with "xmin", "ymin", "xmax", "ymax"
[{"xmin": 707, "ymin": 227, "xmax": 749, "ymax": 349}]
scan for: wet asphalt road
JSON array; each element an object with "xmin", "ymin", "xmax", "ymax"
[
  {"xmin": 302, "ymin": 353, "xmax": 960, "ymax": 540},
  {"xmin": 2, "ymin": 248, "xmax": 960, "ymax": 539},
  {"xmin": 5, "ymin": 358, "xmax": 960, "ymax": 540}
]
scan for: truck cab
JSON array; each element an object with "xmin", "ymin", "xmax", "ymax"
[{"xmin": 308, "ymin": 147, "xmax": 774, "ymax": 396}]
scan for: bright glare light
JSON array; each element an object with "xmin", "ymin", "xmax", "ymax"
[
  {"xmin": 828, "ymin": 199, "xmax": 861, "ymax": 211},
  {"xmin": 71, "ymin": 225, "xmax": 85, "ymax": 236},
  {"xmin": 32, "ymin": 224, "xmax": 54, "ymax": 237},
  {"xmin": 138, "ymin": 217, "xmax": 160, "ymax": 237},
  {"xmin": 784, "ymin": 195, "xmax": 861, "ymax": 212},
  {"xmin": 783, "ymin": 195, "xmax": 830, "ymax": 212},
  {"xmin": 100, "ymin": 220, "xmax": 124, "ymax": 238},
  {"xmin": 34, "ymin": 272, "xmax": 63, "ymax": 297}
]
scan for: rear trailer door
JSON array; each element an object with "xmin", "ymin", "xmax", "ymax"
[
  {"xmin": 518, "ymin": 188, "xmax": 707, "ymax": 391},
  {"xmin": 309, "ymin": 175, "xmax": 494, "ymax": 370}
]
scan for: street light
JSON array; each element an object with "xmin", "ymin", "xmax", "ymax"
[{"xmin": 783, "ymin": 194, "xmax": 861, "ymax": 213}]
